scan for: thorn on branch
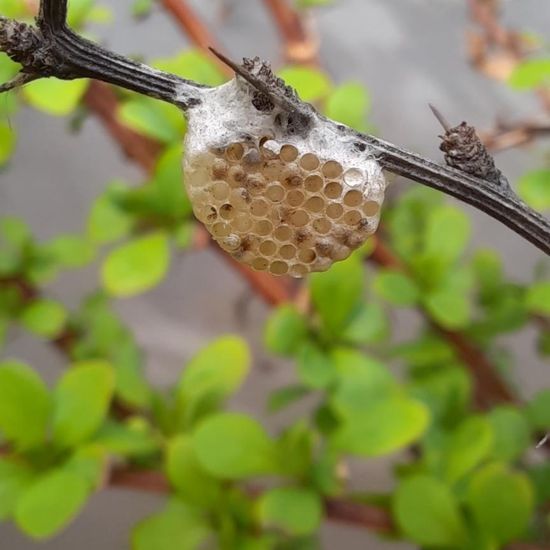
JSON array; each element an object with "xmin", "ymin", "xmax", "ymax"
[{"xmin": 430, "ymin": 104, "xmax": 510, "ymax": 188}]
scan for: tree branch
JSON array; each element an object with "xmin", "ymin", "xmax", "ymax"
[{"xmin": 0, "ymin": 0, "xmax": 548, "ymax": 254}]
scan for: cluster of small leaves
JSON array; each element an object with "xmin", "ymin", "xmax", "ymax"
[{"xmin": 0, "ymin": 1, "xmax": 549, "ymax": 549}]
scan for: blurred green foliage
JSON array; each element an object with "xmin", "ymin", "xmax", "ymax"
[{"xmin": 0, "ymin": 1, "xmax": 549, "ymax": 549}]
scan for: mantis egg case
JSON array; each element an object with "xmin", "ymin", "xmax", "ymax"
[{"xmin": 183, "ymin": 73, "xmax": 386, "ymax": 278}]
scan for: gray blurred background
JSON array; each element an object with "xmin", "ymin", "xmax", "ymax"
[{"xmin": 1, "ymin": 0, "xmax": 548, "ymax": 548}]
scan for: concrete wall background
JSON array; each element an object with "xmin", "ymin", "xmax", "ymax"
[{"xmin": 0, "ymin": 0, "xmax": 548, "ymax": 548}]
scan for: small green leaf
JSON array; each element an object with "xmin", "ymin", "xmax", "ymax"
[
  {"xmin": 394, "ymin": 475, "xmax": 467, "ymax": 547},
  {"xmin": 20, "ymin": 299, "xmax": 67, "ymax": 338},
  {"xmin": 0, "ymin": 122, "xmax": 16, "ymax": 166},
  {"xmin": 0, "ymin": 361, "xmax": 50, "ymax": 450},
  {"xmin": 442, "ymin": 416, "xmax": 493, "ymax": 483},
  {"xmin": 526, "ymin": 389, "xmax": 550, "ymax": 430},
  {"xmin": 52, "ymin": 361, "xmax": 115, "ymax": 448},
  {"xmin": 258, "ymin": 487, "xmax": 322, "ymax": 536},
  {"xmin": 64, "ymin": 446, "xmax": 107, "ymax": 489},
  {"xmin": 15, "ymin": 469, "xmax": 89, "ymax": 539},
  {"xmin": 132, "ymin": 0, "xmax": 153, "ymax": 17},
  {"xmin": 342, "ymin": 302, "xmax": 389, "ymax": 345},
  {"xmin": 177, "ymin": 336, "xmax": 250, "ymax": 426},
  {"xmin": 166, "ymin": 435, "xmax": 221, "ymax": 507},
  {"xmin": 467, "ymin": 463, "xmax": 534, "ymax": 544},
  {"xmin": 424, "ymin": 287, "xmax": 470, "ymax": 329},
  {"xmin": 333, "ymin": 396, "xmax": 429, "ymax": 457},
  {"xmin": 132, "ymin": 499, "xmax": 211, "ymax": 550},
  {"xmin": 102, "ymin": 232, "xmax": 170, "ymax": 297},
  {"xmin": 278, "ymin": 66, "xmax": 331, "ymax": 101},
  {"xmin": 424, "ymin": 205, "xmax": 470, "ymax": 265},
  {"xmin": 509, "ymin": 58, "xmax": 550, "ymax": 89},
  {"xmin": 23, "ymin": 79, "xmax": 89, "ymax": 116},
  {"xmin": 488, "ymin": 407, "xmax": 530, "ymax": 462},
  {"xmin": 93, "ymin": 419, "xmax": 158, "ymax": 458},
  {"xmin": 153, "ymin": 50, "xmax": 225, "ymax": 87},
  {"xmin": 297, "ymin": 343, "xmax": 335, "ymax": 389},
  {"xmin": 268, "ymin": 384, "xmax": 310, "ymax": 412},
  {"xmin": 87, "ymin": 184, "xmax": 133, "ymax": 244},
  {"xmin": 325, "ymin": 82, "xmax": 370, "ymax": 131},
  {"xmin": 43, "ymin": 234, "xmax": 96, "ymax": 268},
  {"xmin": 310, "ymin": 254, "xmax": 364, "ymax": 337},
  {"xmin": 264, "ymin": 305, "xmax": 309, "ymax": 357},
  {"xmin": 525, "ymin": 281, "xmax": 550, "ymax": 314},
  {"xmin": 373, "ymin": 270, "xmax": 420, "ymax": 306},
  {"xmin": 193, "ymin": 413, "xmax": 278, "ymax": 479},
  {"xmin": 0, "ymin": 458, "xmax": 34, "ymax": 520},
  {"xmin": 517, "ymin": 170, "xmax": 550, "ymax": 211}
]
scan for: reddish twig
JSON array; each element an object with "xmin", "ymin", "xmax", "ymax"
[{"xmin": 262, "ymin": 0, "xmax": 319, "ymax": 64}]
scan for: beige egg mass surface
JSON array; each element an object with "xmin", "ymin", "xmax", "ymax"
[{"xmin": 184, "ymin": 136, "xmax": 384, "ymax": 277}]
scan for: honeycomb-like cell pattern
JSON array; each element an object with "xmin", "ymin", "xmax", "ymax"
[{"xmin": 184, "ymin": 138, "xmax": 383, "ymax": 277}]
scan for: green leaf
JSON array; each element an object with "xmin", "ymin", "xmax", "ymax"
[
  {"xmin": 508, "ymin": 58, "xmax": 550, "ymax": 89},
  {"xmin": 424, "ymin": 286, "xmax": 470, "ymax": 329},
  {"xmin": 258, "ymin": 487, "xmax": 322, "ymax": 536},
  {"xmin": 0, "ymin": 122, "xmax": 16, "ymax": 165},
  {"xmin": 15, "ymin": 469, "xmax": 89, "ymax": 539},
  {"xmin": 310, "ymin": 255, "xmax": 364, "ymax": 337},
  {"xmin": 525, "ymin": 281, "xmax": 550, "ymax": 314},
  {"xmin": 102, "ymin": 232, "xmax": 170, "ymax": 297},
  {"xmin": 517, "ymin": 170, "xmax": 550, "ymax": 211},
  {"xmin": 526, "ymin": 389, "xmax": 550, "ymax": 430},
  {"xmin": 23, "ymin": 79, "xmax": 89, "ymax": 116},
  {"xmin": 19, "ymin": 299, "xmax": 67, "ymax": 338},
  {"xmin": 325, "ymin": 82, "xmax": 370, "ymax": 131},
  {"xmin": 119, "ymin": 98, "xmax": 186, "ymax": 143},
  {"xmin": 132, "ymin": 0, "xmax": 153, "ymax": 17},
  {"xmin": 342, "ymin": 302, "xmax": 389, "ymax": 345},
  {"xmin": 268, "ymin": 384, "xmax": 310, "ymax": 413},
  {"xmin": 467, "ymin": 463, "xmax": 534, "ymax": 544},
  {"xmin": 488, "ymin": 406, "xmax": 530, "ymax": 462},
  {"xmin": 193, "ymin": 413, "xmax": 279, "ymax": 479},
  {"xmin": 63, "ymin": 445, "xmax": 107, "ymax": 490},
  {"xmin": 278, "ymin": 66, "xmax": 332, "ymax": 102},
  {"xmin": 424, "ymin": 205, "xmax": 470, "ymax": 265},
  {"xmin": 394, "ymin": 475, "xmax": 467, "ymax": 547},
  {"xmin": 93, "ymin": 419, "xmax": 158, "ymax": 458},
  {"xmin": 0, "ymin": 361, "xmax": 50, "ymax": 450},
  {"xmin": 333, "ymin": 396, "xmax": 429, "ymax": 457},
  {"xmin": 52, "ymin": 360, "xmax": 115, "ymax": 448},
  {"xmin": 87, "ymin": 183, "xmax": 133, "ymax": 244},
  {"xmin": 42, "ymin": 234, "xmax": 96, "ymax": 268},
  {"xmin": 373, "ymin": 270, "xmax": 420, "ymax": 306},
  {"xmin": 264, "ymin": 305, "xmax": 309, "ymax": 357},
  {"xmin": 67, "ymin": 0, "xmax": 95, "ymax": 27},
  {"xmin": 166, "ymin": 435, "xmax": 221, "ymax": 507},
  {"xmin": 442, "ymin": 416, "xmax": 493, "ymax": 483},
  {"xmin": 132, "ymin": 499, "xmax": 211, "ymax": 550},
  {"xmin": 177, "ymin": 336, "xmax": 250, "ymax": 426},
  {"xmin": 0, "ymin": 458, "xmax": 34, "ymax": 520},
  {"xmin": 297, "ymin": 343, "xmax": 335, "ymax": 389},
  {"xmin": 153, "ymin": 50, "xmax": 225, "ymax": 87}
]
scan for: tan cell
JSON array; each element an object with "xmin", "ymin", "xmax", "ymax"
[
  {"xmin": 274, "ymin": 225, "xmax": 293, "ymax": 241},
  {"xmin": 255, "ymin": 219, "xmax": 273, "ymax": 236},
  {"xmin": 280, "ymin": 144, "xmax": 299, "ymax": 162},
  {"xmin": 270, "ymin": 261, "xmax": 289, "ymax": 275},
  {"xmin": 228, "ymin": 165, "xmax": 246, "ymax": 187},
  {"xmin": 212, "ymin": 222, "xmax": 231, "ymax": 237},
  {"xmin": 250, "ymin": 199, "xmax": 269, "ymax": 217},
  {"xmin": 299, "ymin": 153, "xmax": 320, "ymax": 171},
  {"xmin": 313, "ymin": 218, "xmax": 331, "ymax": 234},
  {"xmin": 242, "ymin": 149, "xmax": 262, "ymax": 170},
  {"xmin": 343, "ymin": 210, "xmax": 362, "ymax": 225},
  {"xmin": 225, "ymin": 142, "xmax": 245, "ymax": 161},
  {"xmin": 304, "ymin": 174, "xmax": 323, "ymax": 192},
  {"xmin": 294, "ymin": 229, "xmax": 314, "ymax": 249},
  {"xmin": 363, "ymin": 200, "xmax": 380, "ymax": 216},
  {"xmin": 304, "ymin": 196, "xmax": 324, "ymax": 213},
  {"xmin": 233, "ymin": 213, "xmax": 252, "ymax": 232},
  {"xmin": 331, "ymin": 245, "xmax": 351, "ymax": 261},
  {"xmin": 266, "ymin": 184, "xmax": 285, "ymax": 203},
  {"xmin": 246, "ymin": 174, "xmax": 266, "ymax": 194},
  {"xmin": 211, "ymin": 181, "xmax": 230, "ymax": 201},
  {"xmin": 290, "ymin": 210, "xmax": 309, "ymax": 227},
  {"xmin": 259, "ymin": 240, "xmax": 277, "ymax": 256},
  {"xmin": 211, "ymin": 159, "xmax": 228, "ymax": 179},
  {"xmin": 287, "ymin": 190, "xmax": 305, "ymax": 207},
  {"xmin": 326, "ymin": 202, "xmax": 344, "ymax": 219},
  {"xmin": 324, "ymin": 181, "xmax": 342, "ymax": 199},
  {"xmin": 343, "ymin": 168, "xmax": 364, "ymax": 187},
  {"xmin": 343, "ymin": 189, "xmax": 363, "ymax": 207},
  {"xmin": 281, "ymin": 168, "xmax": 302, "ymax": 188},
  {"xmin": 252, "ymin": 257, "xmax": 270, "ymax": 271},
  {"xmin": 322, "ymin": 160, "xmax": 343, "ymax": 178},
  {"xmin": 279, "ymin": 244, "xmax": 297, "ymax": 259},
  {"xmin": 290, "ymin": 264, "xmax": 308, "ymax": 277},
  {"xmin": 229, "ymin": 188, "xmax": 249, "ymax": 210},
  {"xmin": 298, "ymin": 249, "xmax": 316, "ymax": 263}
]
